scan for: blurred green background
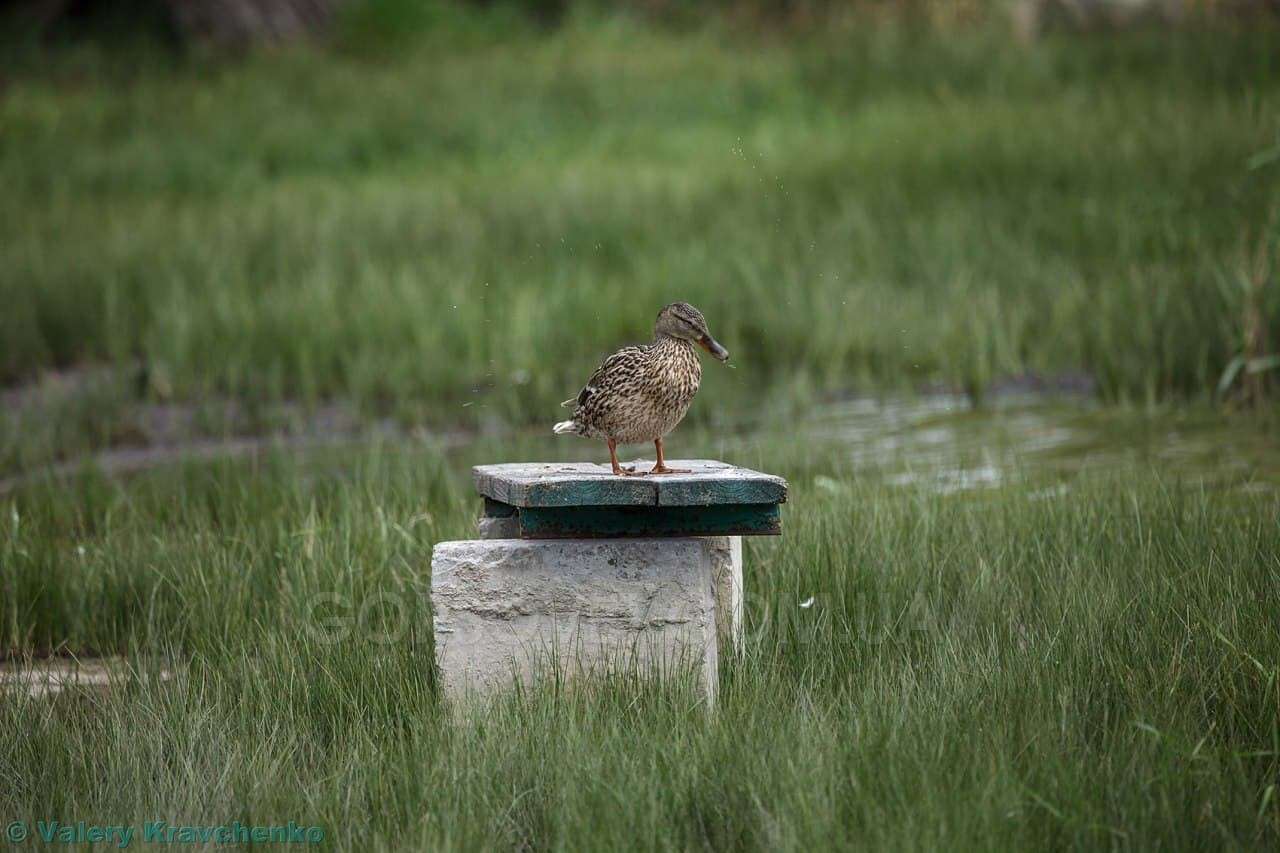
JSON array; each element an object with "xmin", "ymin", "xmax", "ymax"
[{"xmin": 2, "ymin": 0, "xmax": 1278, "ymax": 468}]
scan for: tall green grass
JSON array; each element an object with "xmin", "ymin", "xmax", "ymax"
[
  {"xmin": 2, "ymin": 443, "xmax": 1277, "ymax": 848},
  {"xmin": 3, "ymin": 20, "xmax": 1278, "ymax": 427}
]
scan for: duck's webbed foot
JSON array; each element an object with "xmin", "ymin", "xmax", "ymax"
[
  {"xmin": 608, "ymin": 439, "xmax": 639, "ymax": 477},
  {"xmin": 648, "ymin": 438, "xmax": 690, "ymax": 475}
]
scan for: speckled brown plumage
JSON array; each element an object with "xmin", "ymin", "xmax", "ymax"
[{"xmin": 554, "ymin": 302, "xmax": 729, "ymax": 476}]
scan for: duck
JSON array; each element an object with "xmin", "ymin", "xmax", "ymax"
[{"xmin": 553, "ymin": 302, "xmax": 730, "ymax": 476}]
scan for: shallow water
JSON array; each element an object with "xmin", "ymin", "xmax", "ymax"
[
  {"xmin": 793, "ymin": 393, "xmax": 1279, "ymax": 494},
  {"xmin": 476, "ymin": 392, "xmax": 1278, "ymax": 496},
  {"xmin": 598, "ymin": 390, "xmax": 1272, "ymax": 499},
  {"xmin": 3, "ymin": 373, "xmax": 1276, "ymax": 498}
]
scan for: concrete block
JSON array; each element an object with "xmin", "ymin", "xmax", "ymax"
[
  {"xmin": 431, "ymin": 538, "xmax": 718, "ymax": 702},
  {"xmin": 707, "ymin": 536, "xmax": 743, "ymax": 656}
]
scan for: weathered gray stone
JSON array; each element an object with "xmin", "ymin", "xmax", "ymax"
[
  {"xmin": 707, "ymin": 536, "xmax": 743, "ymax": 656},
  {"xmin": 432, "ymin": 538, "xmax": 719, "ymax": 702}
]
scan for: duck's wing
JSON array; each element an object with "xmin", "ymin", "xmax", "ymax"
[{"xmin": 569, "ymin": 345, "xmax": 646, "ymax": 410}]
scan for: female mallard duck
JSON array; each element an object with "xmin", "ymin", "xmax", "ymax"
[{"xmin": 553, "ymin": 302, "xmax": 729, "ymax": 476}]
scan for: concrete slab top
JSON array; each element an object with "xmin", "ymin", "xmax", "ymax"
[{"xmin": 473, "ymin": 459, "xmax": 788, "ymax": 508}]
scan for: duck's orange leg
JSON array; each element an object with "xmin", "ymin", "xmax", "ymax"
[
  {"xmin": 649, "ymin": 437, "xmax": 690, "ymax": 475},
  {"xmin": 608, "ymin": 439, "xmax": 637, "ymax": 476}
]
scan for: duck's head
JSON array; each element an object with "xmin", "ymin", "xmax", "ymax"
[{"xmin": 655, "ymin": 302, "xmax": 729, "ymax": 362}]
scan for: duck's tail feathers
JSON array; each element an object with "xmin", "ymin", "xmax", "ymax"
[{"xmin": 553, "ymin": 419, "xmax": 580, "ymax": 436}]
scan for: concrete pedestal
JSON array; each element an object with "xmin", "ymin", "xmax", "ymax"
[
  {"xmin": 708, "ymin": 535, "xmax": 744, "ymax": 656},
  {"xmin": 430, "ymin": 459, "xmax": 779, "ymax": 703},
  {"xmin": 432, "ymin": 538, "xmax": 723, "ymax": 701},
  {"xmin": 474, "ymin": 511, "xmax": 744, "ymax": 658}
]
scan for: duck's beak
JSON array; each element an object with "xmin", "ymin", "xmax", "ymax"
[{"xmin": 698, "ymin": 334, "xmax": 729, "ymax": 362}]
